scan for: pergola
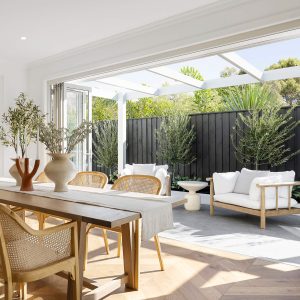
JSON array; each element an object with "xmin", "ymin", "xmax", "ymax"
[{"xmin": 70, "ymin": 48, "xmax": 300, "ymax": 173}]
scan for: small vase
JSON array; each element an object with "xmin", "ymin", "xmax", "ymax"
[
  {"xmin": 44, "ymin": 153, "xmax": 77, "ymax": 192},
  {"xmin": 9, "ymin": 158, "xmax": 25, "ymax": 186}
]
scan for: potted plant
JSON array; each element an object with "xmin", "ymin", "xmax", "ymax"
[
  {"xmin": 40, "ymin": 121, "xmax": 93, "ymax": 192},
  {"xmin": 0, "ymin": 93, "xmax": 45, "ymax": 185}
]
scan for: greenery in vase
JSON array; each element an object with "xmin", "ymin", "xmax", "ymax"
[
  {"xmin": 93, "ymin": 120, "xmax": 118, "ymax": 176},
  {"xmin": 156, "ymin": 113, "xmax": 196, "ymax": 177},
  {"xmin": 231, "ymin": 105, "xmax": 300, "ymax": 170},
  {"xmin": 0, "ymin": 92, "xmax": 45, "ymax": 157},
  {"xmin": 40, "ymin": 121, "xmax": 94, "ymax": 154}
]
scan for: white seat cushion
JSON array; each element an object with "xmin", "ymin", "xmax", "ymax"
[
  {"xmin": 269, "ymin": 171, "xmax": 295, "ymax": 198},
  {"xmin": 249, "ymin": 175, "xmax": 282, "ymax": 202},
  {"xmin": 214, "ymin": 193, "xmax": 298, "ymax": 210},
  {"xmin": 155, "ymin": 165, "xmax": 168, "ymax": 173},
  {"xmin": 213, "ymin": 171, "xmax": 240, "ymax": 194},
  {"xmin": 233, "ymin": 168, "xmax": 270, "ymax": 194},
  {"xmin": 155, "ymin": 168, "xmax": 168, "ymax": 195},
  {"xmin": 132, "ymin": 164, "xmax": 156, "ymax": 175}
]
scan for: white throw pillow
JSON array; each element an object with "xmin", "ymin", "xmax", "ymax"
[
  {"xmin": 120, "ymin": 164, "xmax": 133, "ymax": 176},
  {"xmin": 155, "ymin": 165, "xmax": 168, "ymax": 173},
  {"xmin": 249, "ymin": 175, "xmax": 282, "ymax": 202},
  {"xmin": 155, "ymin": 168, "xmax": 168, "ymax": 195},
  {"xmin": 269, "ymin": 171, "xmax": 295, "ymax": 198},
  {"xmin": 233, "ymin": 168, "xmax": 270, "ymax": 194},
  {"xmin": 133, "ymin": 164, "xmax": 156, "ymax": 175},
  {"xmin": 213, "ymin": 171, "xmax": 240, "ymax": 195}
]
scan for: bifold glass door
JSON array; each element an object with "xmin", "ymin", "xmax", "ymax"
[{"xmin": 50, "ymin": 83, "xmax": 92, "ymax": 171}]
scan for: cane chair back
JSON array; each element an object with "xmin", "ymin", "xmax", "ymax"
[
  {"xmin": 69, "ymin": 171, "xmax": 108, "ymax": 189},
  {"xmin": 35, "ymin": 171, "xmax": 52, "ymax": 183},
  {"xmin": 112, "ymin": 175, "xmax": 161, "ymax": 195}
]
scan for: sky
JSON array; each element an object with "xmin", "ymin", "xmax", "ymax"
[{"xmin": 118, "ymin": 37, "xmax": 300, "ymax": 87}]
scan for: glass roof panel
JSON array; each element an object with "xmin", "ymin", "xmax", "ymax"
[{"xmin": 236, "ymin": 37, "xmax": 300, "ymax": 70}]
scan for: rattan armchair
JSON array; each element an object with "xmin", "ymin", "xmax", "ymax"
[
  {"xmin": 0, "ymin": 205, "xmax": 80, "ymax": 300},
  {"xmin": 89, "ymin": 175, "xmax": 165, "ymax": 271}
]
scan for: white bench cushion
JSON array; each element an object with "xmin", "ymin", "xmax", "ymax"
[
  {"xmin": 213, "ymin": 171, "xmax": 239, "ymax": 194},
  {"xmin": 214, "ymin": 193, "xmax": 298, "ymax": 210},
  {"xmin": 269, "ymin": 171, "xmax": 295, "ymax": 198},
  {"xmin": 233, "ymin": 168, "xmax": 270, "ymax": 194},
  {"xmin": 133, "ymin": 163, "xmax": 156, "ymax": 175}
]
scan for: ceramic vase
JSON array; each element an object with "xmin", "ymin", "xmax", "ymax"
[
  {"xmin": 9, "ymin": 158, "xmax": 25, "ymax": 186},
  {"xmin": 44, "ymin": 153, "xmax": 76, "ymax": 192}
]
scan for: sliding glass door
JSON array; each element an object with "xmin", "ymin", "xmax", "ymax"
[{"xmin": 50, "ymin": 83, "xmax": 92, "ymax": 171}]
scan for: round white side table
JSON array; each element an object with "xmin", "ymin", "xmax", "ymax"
[{"xmin": 177, "ymin": 181, "xmax": 208, "ymax": 211}]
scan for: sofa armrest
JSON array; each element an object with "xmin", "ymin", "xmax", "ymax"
[
  {"xmin": 165, "ymin": 174, "xmax": 171, "ymax": 196},
  {"xmin": 257, "ymin": 181, "xmax": 300, "ymax": 188}
]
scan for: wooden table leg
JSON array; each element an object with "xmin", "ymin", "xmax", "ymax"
[
  {"xmin": 68, "ymin": 220, "xmax": 87, "ymax": 300},
  {"xmin": 133, "ymin": 219, "xmax": 141, "ymax": 290},
  {"xmin": 121, "ymin": 222, "xmax": 134, "ymax": 289}
]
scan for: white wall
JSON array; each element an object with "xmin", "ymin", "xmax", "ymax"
[{"xmin": 0, "ymin": 62, "xmax": 28, "ymax": 176}]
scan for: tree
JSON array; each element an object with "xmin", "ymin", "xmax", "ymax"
[
  {"xmin": 180, "ymin": 66, "xmax": 225, "ymax": 112},
  {"xmin": 156, "ymin": 113, "xmax": 195, "ymax": 177},
  {"xmin": 220, "ymin": 67, "xmax": 239, "ymax": 78},
  {"xmin": 222, "ymin": 84, "xmax": 283, "ymax": 111},
  {"xmin": 93, "ymin": 120, "xmax": 118, "ymax": 176},
  {"xmin": 92, "ymin": 97, "xmax": 117, "ymax": 121},
  {"xmin": 232, "ymin": 105, "xmax": 300, "ymax": 169},
  {"xmin": 266, "ymin": 58, "xmax": 300, "ymax": 105}
]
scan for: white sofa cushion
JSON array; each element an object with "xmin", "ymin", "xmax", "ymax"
[
  {"xmin": 233, "ymin": 168, "xmax": 270, "ymax": 194},
  {"xmin": 269, "ymin": 171, "xmax": 295, "ymax": 198},
  {"xmin": 132, "ymin": 164, "xmax": 156, "ymax": 175},
  {"xmin": 214, "ymin": 193, "xmax": 298, "ymax": 210},
  {"xmin": 249, "ymin": 175, "xmax": 282, "ymax": 202},
  {"xmin": 213, "ymin": 171, "xmax": 240, "ymax": 195},
  {"xmin": 155, "ymin": 168, "xmax": 168, "ymax": 195},
  {"xmin": 120, "ymin": 164, "xmax": 134, "ymax": 176}
]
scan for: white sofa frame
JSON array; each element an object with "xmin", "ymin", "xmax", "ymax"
[{"xmin": 207, "ymin": 177, "xmax": 300, "ymax": 229}]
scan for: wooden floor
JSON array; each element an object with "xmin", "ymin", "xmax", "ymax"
[{"xmin": 5, "ymin": 217, "xmax": 300, "ymax": 300}]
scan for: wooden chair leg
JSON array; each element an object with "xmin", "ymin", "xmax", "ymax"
[
  {"xmin": 154, "ymin": 235, "xmax": 165, "ymax": 271},
  {"xmin": 74, "ymin": 263, "xmax": 80, "ymax": 300},
  {"xmin": 5, "ymin": 280, "xmax": 13, "ymax": 300},
  {"xmin": 20, "ymin": 282, "xmax": 27, "ymax": 299},
  {"xmin": 84, "ymin": 233, "xmax": 89, "ymax": 271},
  {"xmin": 117, "ymin": 232, "xmax": 122, "ymax": 257},
  {"xmin": 260, "ymin": 214, "xmax": 266, "ymax": 229},
  {"xmin": 102, "ymin": 229, "xmax": 110, "ymax": 255},
  {"xmin": 38, "ymin": 213, "xmax": 46, "ymax": 230}
]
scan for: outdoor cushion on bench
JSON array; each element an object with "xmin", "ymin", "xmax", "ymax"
[{"xmin": 214, "ymin": 193, "xmax": 298, "ymax": 210}]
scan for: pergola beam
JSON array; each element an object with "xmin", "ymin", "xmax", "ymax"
[
  {"xmin": 148, "ymin": 66, "xmax": 204, "ymax": 88},
  {"xmin": 220, "ymin": 52, "xmax": 264, "ymax": 81},
  {"xmin": 98, "ymin": 77, "xmax": 158, "ymax": 96}
]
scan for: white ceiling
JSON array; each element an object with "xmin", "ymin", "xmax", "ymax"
[{"xmin": 0, "ymin": 0, "xmax": 220, "ymax": 64}]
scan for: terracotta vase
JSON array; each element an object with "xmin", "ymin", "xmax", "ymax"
[
  {"xmin": 44, "ymin": 153, "xmax": 77, "ymax": 192},
  {"xmin": 9, "ymin": 158, "xmax": 25, "ymax": 186}
]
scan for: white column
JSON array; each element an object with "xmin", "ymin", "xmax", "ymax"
[{"xmin": 118, "ymin": 93, "xmax": 126, "ymax": 174}]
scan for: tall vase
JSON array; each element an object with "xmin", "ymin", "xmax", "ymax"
[
  {"xmin": 44, "ymin": 153, "xmax": 77, "ymax": 192},
  {"xmin": 9, "ymin": 158, "xmax": 25, "ymax": 186}
]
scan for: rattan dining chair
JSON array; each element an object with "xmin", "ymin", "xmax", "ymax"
[
  {"xmin": 93, "ymin": 175, "xmax": 165, "ymax": 271},
  {"xmin": 0, "ymin": 205, "xmax": 80, "ymax": 300}
]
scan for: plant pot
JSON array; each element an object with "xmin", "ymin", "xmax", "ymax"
[
  {"xmin": 44, "ymin": 153, "xmax": 77, "ymax": 192},
  {"xmin": 9, "ymin": 158, "xmax": 25, "ymax": 186}
]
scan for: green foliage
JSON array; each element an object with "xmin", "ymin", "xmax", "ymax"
[
  {"xmin": 156, "ymin": 113, "xmax": 195, "ymax": 175},
  {"xmin": 220, "ymin": 67, "xmax": 239, "ymax": 78},
  {"xmin": 40, "ymin": 121, "xmax": 93, "ymax": 154},
  {"xmin": 232, "ymin": 105, "xmax": 300, "ymax": 169},
  {"xmin": 93, "ymin": 120, "xmax": 118, "ymax": 174},
  {"xmin": 223, "ymin": 84, "xmax": 283, "ymax": 111},
  {"xmin": 266, "ymin": 58, "xmax": 300, "ymax": 105},
  {"xmin": 292, "ymin": 185, "xmax": 300, "ymax": 203},
  {"xmin": 92, "ymin": 97, "xmax": 117, "ymax": 121},
  {"xmin": 180, "ymin": 66, "xmax": 225, "ymax": 112},
  {"xmin": 0, "ymin": 92, "xmax": 45, "ymax": 157}
]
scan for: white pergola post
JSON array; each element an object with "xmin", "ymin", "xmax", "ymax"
[{"xmin": 118, "ymin": 93, "xmax": 126, "ymax": 174}]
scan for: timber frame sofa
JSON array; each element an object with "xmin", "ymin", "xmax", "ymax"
[{"xmin": 207, "ymin": 168, "xmax": 300, "ymax": 229}]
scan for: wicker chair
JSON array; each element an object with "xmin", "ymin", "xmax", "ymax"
[
  {"xmin": 0, "ymin": 205, "xmax": 80, "ymax": 300},
  {"xmin": 88, "ymin": 175, "xmax": 165, "ymax": 271},
  {"xmin": 35, "ymin": 171, "xmax": 52, "ymax": 183},
  {"xmin": 69, "ymin": 171, "xmax": 108, "ymax": 188}
]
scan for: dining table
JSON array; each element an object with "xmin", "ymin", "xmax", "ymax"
[{"xmin": 0, "ymin": 178, "xmax": 186, "ymax": 300}]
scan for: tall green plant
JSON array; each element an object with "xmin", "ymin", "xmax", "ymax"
[
  {"xmin": 0, "ymin": 93, "xmax": 45, "ymax": 157},
  {"xmin": 156, "ymin": 113, "xmax": 195, "ymax": 176},
  {"xmin": 232, "ymin": 105, "xmax": 300, "ymax": 169},
  {"xmin": 93, "ymin": 120, "xmax": 118, "ymax": 175},
  {"xmin": 223, "ymin": 84, "xmax": 283, "ymax": 111}
]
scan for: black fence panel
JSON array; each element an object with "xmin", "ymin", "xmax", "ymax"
[{"xmin": 93, "ymin": 107, "xmax": 300, "ymax": 179}]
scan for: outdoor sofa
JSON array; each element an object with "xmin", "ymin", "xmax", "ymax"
[{"xmin": 207, "ymin": 168, "xmax": 300, "ymax": 228}]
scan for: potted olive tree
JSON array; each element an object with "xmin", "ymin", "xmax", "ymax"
[{"xmin": 0, "ymin": 93, "xmax": 45, "ymax": 185}]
